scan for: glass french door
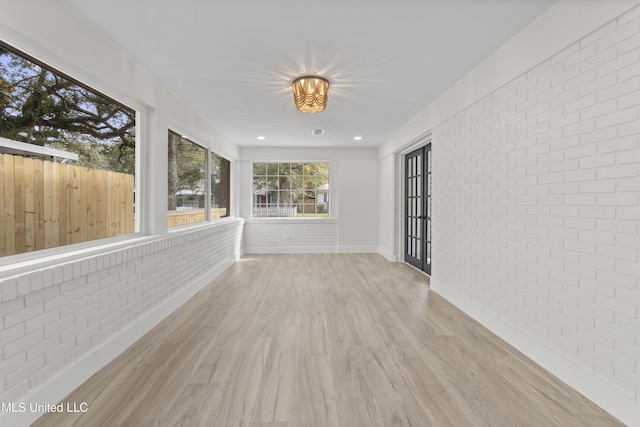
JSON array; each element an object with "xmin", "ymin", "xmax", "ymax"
[{"xmin": 405, "ymin": 144, "xmax": 431, "ymax": 274}]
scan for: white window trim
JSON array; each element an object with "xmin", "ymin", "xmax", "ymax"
[
  {"xmin": 250, "ymin": 160, "xmax": 334, "ymax": 220},
  {"xmin": 0, "ymin": 41, "xmax": 144, "ymax": 265}
]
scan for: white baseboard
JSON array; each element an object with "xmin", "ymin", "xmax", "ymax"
[
  {"xmin": 2, "ymin": 255, "xmax": 237, "ymax": 427},
  {"xmin": 245, "ymin": 245, "xmax": 378, "ymax": 254},
  {"xmin": 245, "ymin": 245, "xmax": 338, "ymax": 254},
  {"xmin": 336, "ymin": 246, "xmax": 378, "ymax": 253},
  {"xmin": 430, "ymin": 277, "xmax": 640, "ymax": 427},
  {"xmin": 378, "ymin": 247, "xmax": 395, "ymax": 261}
]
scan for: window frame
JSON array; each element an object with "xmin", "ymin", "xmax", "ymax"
[
  {"xmin": 0, "ymin": 41, "xmax": 135, "ymax": 121},
  {"xmin": 210, "ymin": 150, "xmax": 231, "ymax": 220},
  {"xmin": 251, "ymin": 161, "xmax": 332, "ymax": 219},
  {"xmin": 167, "ymin": 130, "xmax": 231, "ymax": 228},
  {"xmin": 0, "ymin": 40, "xmax": 141, "ymax": 261}
]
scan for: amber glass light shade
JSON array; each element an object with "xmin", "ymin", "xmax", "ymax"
[{"xmin": 292, "ymin": 76, "xmax": 329, "ymax": 113}]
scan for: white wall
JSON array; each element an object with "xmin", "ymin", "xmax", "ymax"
[
  {"xmin": 380, "ymin": 1, "xmax": 640, "ymax": 425},
  {"xmin": 380, "ymin": 0, "xmax": 640, "ymax": 159},
  {"xmin": 378, "ymin": 154, "xmax": 396, "ymax": 261},
  {"xmin": 240, "ymin": 147, "xmax": 379, "ymax": 253},
  {"xmin": 0, "ymin": 2, "xmax": 243, "ymax": 425}
]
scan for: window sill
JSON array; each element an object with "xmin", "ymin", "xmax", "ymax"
[
  {"xmin": 0, "ymin": 217, "xmax": 244, "ymax": 277},
  {"xmin": 0, "ymin": 233, "xmax": 150, "ymax": 277}
]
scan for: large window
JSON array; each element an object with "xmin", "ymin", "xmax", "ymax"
[
  {"xmin": 0, "ymin": 42, "xmax": 136, "ymax": 257},
  {"xmin": 211, "ymin": 151, "xmax": 230, "ymax": 219},
  {"xmin": 252, "ymin": 162, "xmax": 329, "ymax": 217},
  {"xmin": 167, "ymin": 130, "xmax": 230, "ymax": 227}
]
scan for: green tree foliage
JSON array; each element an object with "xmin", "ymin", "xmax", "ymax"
[
  {"xmin": 0, "ymin": 46, "xmax": 135, "ymax": 174},
  {"xmin": 252, "ymin": 162, "xmax": 329, "ymax": 216},
  {"xmin": 167, "ymin": 132, "xmax": 206, "ymax": 210},
  {"xmin": 0, "ymin": 76, "xmax": 10, "ymax": 110},
  {"xmin": 176, "ymin": 139, "xmax": 205, "ymax": 192},
  {"xmin": 211, "ymin": 152, "xmax": 230, "ymax": 213}
]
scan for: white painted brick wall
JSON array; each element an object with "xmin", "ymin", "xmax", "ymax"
[
  {"xmin": 378, "ymin": 154, "xmax": 394, "ymax": 260},
  {"xmin": 433, "ymin": 6, "xmax": 640, "ymax": 403},
  {"xmin": 243, "ymin": 219, "xmax": 337, "ymax": 253},
  {"xmin": 0, "ymin": 219, "xmax": 243, "ymax": 404}
]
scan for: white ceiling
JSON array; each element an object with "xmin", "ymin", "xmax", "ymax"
[{"xmin": 63, "ymin": 0, "xmax": 556, "ymax": 148}]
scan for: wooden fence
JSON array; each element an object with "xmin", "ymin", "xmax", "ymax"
[
  {"xmin": 0, "ymin": 153, "xmax": 134, "ymax": 257},
  {"xmin": 168, "ymin": 208, "xmax": 227, "ymax": 227}
]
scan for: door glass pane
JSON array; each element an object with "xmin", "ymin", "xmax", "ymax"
[{"xmin": 405, "ymin": 145, "xmax": 431, "ymax": 270}]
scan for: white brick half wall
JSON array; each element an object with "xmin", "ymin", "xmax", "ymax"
[
  {"xmin": 431, "ymin": 5, "xmax": 640, "ymax": 424},
  {"xmin": 0, "ymin": 218, "xmax": 244, "ymax": 426},
  {"xmin": 244, "ymin": 219, "xmax": 339, "ymax": 253}
]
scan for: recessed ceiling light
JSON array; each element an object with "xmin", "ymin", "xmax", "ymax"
[
  {"xmin": 353, "ymin": 136, "xmax": 362, "ymax": 141},
  {"xmin": 312, "ymin": 129, "xmax": 324, "ymax": 135},
  {"xmin": 257, "ymin": 136, "xmax": 266, "ymax": 140}
]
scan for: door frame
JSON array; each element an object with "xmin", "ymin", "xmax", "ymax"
[
  {"xmin": 394, "ymin": 132, "xmax": 432, "ymax": 275},
  {"xmin": 404, "ymin": 144, "xmax": 431, "ymax": 275}
]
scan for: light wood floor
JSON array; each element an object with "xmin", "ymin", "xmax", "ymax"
[{"xmin": 34, "ymin": 254, "xmax": 622, "ymax": 427}]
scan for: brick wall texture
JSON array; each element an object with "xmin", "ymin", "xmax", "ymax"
[
  {"xmin": 244, "ymin": 219, "xmax": 338, "ymax": 252},
  {"xmin": 0, "ymin": 219, "xmax": 243, "ymax": 403},
  {"xmin": 378, "ymin": 154, "xmax": 395, "ymax": 259},
  {"xmin": 433, "ymin": 6, "xmax": 640, "ymax": 402}
]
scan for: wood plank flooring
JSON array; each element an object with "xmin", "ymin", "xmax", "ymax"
[{"xmin": 33, "ymin": 254, "xmax": 622, "ymax": 426}]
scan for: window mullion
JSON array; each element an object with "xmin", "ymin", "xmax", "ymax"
[{"xmin": 205, "ymin": 150, "xmax": 211, "ymax": 222}]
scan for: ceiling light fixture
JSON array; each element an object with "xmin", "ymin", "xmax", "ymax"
[
  {"xmin": 353, "ymin": 136, "xmax": 362, "ymax": 141},
  {"xmin": 292, "ymin": 76, "xmax": 329, "ymax": 113},
  {"xmin": 257, "ymin": 136, "xmax": 266, "ymax": 140}
]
